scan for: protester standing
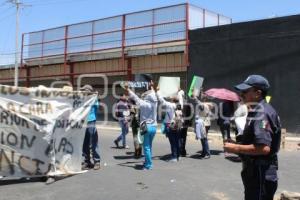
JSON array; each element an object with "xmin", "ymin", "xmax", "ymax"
[
  {"xmin": 193, "ymin": 96, "xmax": 211, "ymax": 159},
  {"xmin": 224, "ymin": 75, "xmax": 281, "ymax": 200},
  {"xmin": 81, "ymin": 85, "xmax": 101, "ymax": 170},
  {"xmin": 157, "ymin": 92, "xmax": 181, "ymax": 162},
  {"xmin": 217, "ymin": 100, "xmax": 234, "ymax": 142},
  {"xmin": 123, "ymin": 74, "xmax": 158, "ymax": 170},
  {"xmin": 114, "ymin": 94, "xmax": 130, "ymax": 149}
]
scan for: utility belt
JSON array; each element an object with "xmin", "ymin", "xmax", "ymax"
[{"xmin": 242, "ymin": 156, "xmax": 278, "ymax": 170}]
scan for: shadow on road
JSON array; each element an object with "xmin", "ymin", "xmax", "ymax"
[
  {"xmin": 0, "ymin": 177, "xmax": 45, "ymax": 186},
  {"xmin": 114, "ymin": 155, "xmax": 135, "ymax": 160},
  {"xmin": 195, "ymin": 150, "xmax": 223, "ymax": 156},
  {"xmin": 117, "ymin": 162, "xmax": 145, "ymax": 170},
  {"xmin": 225, "ymin": 155, "xmax": 242, "ymax": 163},
  {"xmin": 0, "ymin": 175, "xmax": 71, "ymax": 186},
  {"xmin": 153, "ymin": 154, "xmax": 172, "ymax": 162}
]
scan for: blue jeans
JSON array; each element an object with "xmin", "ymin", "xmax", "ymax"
[
  {"xmin": 82, "ymin": 121, "xmax": 100, "ymax": 164},
  {"xmin": 166, "ymin": 128, "xmax": 180, "ymax": 159},
  {"xmin": 200, "ymin": 138, "xmax": 210, "ymax": 156},
  {"xmin": 143, "ymin": 124, "xmax": 156, "ymax": 169},
  {"xmin": 116, "ymin": 120, "xmax": 129, "ymax": 147}
]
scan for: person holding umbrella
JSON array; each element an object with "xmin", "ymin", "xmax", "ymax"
[{"xmin": 204, "ymin": 88, "xmax": 239, "ymax": 143}]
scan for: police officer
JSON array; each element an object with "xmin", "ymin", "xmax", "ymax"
[{"xmin": 224, "ymin": 75, "xmax": 281, "ymax": 200}]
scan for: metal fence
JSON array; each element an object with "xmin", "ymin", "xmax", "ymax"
[{"xmin": 21, "ymin": 3, "xmax": 231, "ymax": 62}]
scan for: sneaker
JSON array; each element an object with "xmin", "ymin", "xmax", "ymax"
[
  {"xmin": 199, "ymin": 154, "xmax": 205, "ymax": 158},
  {"xmin": 114, "ymin": 140, "xmax": 119, "ymax": 148},
  {"xmin": 82, "ymin": 162, "xmax": 93, "ymax": 170},
  {"xmin": 45, "ymin": 177, "xmax": 56, "ymax": 185},
  {"xmin": 168, "ymin": 158, "xmax": 178, "ymax": 162},
  {"xmin": 93, "ymin": 162, "xmax": 101, "ymax": 170},
  {"xmin": 121, "ymin": 145, "xmax": 130, "ymax": 149},
  {"xmin": 142, "ymin": 167, "xmax": 152, "ymax": 170},
  {"xmin": 203, "ymin": 155, "xmax": 210, "ymax": 159}
]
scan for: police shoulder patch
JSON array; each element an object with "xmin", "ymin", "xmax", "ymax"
[{"xmin": 259, "ymin": 120, "xmax": 269, "ymax": 129}]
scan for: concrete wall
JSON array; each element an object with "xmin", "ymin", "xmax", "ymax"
[{"xmin": 188, "ymin": 14, "xmax": 300, "ymax": 133}]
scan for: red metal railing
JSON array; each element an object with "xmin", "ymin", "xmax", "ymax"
[{"xmin": 0, "ymin": 3, "xmax": 231, "ymax": 85}]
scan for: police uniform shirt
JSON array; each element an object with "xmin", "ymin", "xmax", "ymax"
[{"xmin": 242, "ymin": 100, "xmax": 281, "ymax": 182}]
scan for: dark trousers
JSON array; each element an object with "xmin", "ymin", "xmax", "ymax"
[
  {"xmin": 82, "ymin": 121, "xmax": 100, "ymax": 164},
  {"xmin": 167, "ymin": 128, "xmax": 180, "ymax": 159},
  {"xmin": 178, "ymin": 127, "xmax": 187, "ymax": 156},
  {"xmin": 220, "ymin": 123, "xmax": 231, "ymax": 140},
  {"xmin": 241, "ymin": 164, "xmax": 277, "ymax": 200},
  {"xmin": 132, "ymin": 127, "xmax": 142, "ymax": 157}
]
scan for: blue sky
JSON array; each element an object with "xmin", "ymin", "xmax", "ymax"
[{"xmin": 1, "ymin": 0, "xmax": 300, "ymax": 65}]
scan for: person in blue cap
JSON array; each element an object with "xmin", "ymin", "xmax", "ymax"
[{"xmin": 224, "ymin": 75, "xmax": 281, "ymax": 200}]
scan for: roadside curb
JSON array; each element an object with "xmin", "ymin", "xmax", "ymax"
[{"xmin": 96, "ymin": 124, "xmax": 300, "ymax": 143}]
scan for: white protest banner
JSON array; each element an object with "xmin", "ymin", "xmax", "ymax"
[{"xmin": 0, "ymin": 85, "xmax": 97, "ymax": 178}]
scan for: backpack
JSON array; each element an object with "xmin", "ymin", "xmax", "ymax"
[{"xmin": 169, "ymin": 110, "xmax": 183, "ymax": 131}]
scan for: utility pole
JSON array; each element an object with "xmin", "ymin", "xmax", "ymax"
[
  {"xmin": 15, "ymin": 0, "xmax": 20, "ymax": 87},
  {"xmin": 8, "ymin": 0, "xmax": 21, "ymax": 87}
]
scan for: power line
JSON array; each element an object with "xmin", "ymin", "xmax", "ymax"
[
  {"xmin": 0, "ymin": 10, "xmax": 15, "ymax": 22},
  {"xmin": 26, "ymin": 0, "xmax": 90, "ymax": 6},
  {"xmin": 0, "ymin": 4, "xmax": 14, "ymax": 15}
]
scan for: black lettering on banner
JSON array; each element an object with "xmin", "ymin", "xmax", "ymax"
[
  {"xmin": 52, "ymin": 91, "xmax": 59, "ymax": 97},
  {"xmin": 0, "ymin": 131, "xmax": 36, "ymax": 149},
  {"xmin": 0, "ymin": 149, "xmax": 52, "ymax": 175},
  {"xmin": 0, "ymin": 149, "xmax": 15, "ymax": 174},
  {"xmin": 58, "ymin": 138, "xmax": 73, "ymax": 154},
  {"xmin": 18, "ymin": 156, "xmax": 47, "ymax": 175},
  {"xmin": 73, "ymin": 100, "xmax": 82, "ymax": 109},
  {"xmin": 44, "ymin": 140, "xmax": 53, "ymax": 157},
  {"xmin": 72, "ymin": 93, "xmax": 82, "ymax": 100},
  {"xmin": 40, "ymin": 90, "xmax": 51, "ymax": 98},
  {"xmin": 73, "ymin": 120, "xmax": 84, "ymax": 129},
  {"xmin": 20, "ymin": 135, "xmax": 36, "ymax": 149},
  {"xmin": 36, "ymin": 102, "xmax": 44, "ymax": 115},
  {"xmin": 7, "ymin": 132, "xmax": 18, "ymax": 146},
  {"xmin": 1, "ymin": 131, "xmax": 4, "ymax": 144},
  {"xmin": 66, "ymin": 120, "xmax": 72, "ymax": 127},
  {"xmin": 5, "ymin": 102, "xmax": 53, "ymax": 116},
  {"xmin": 55, "ymin": 120, "xmax": 64, "ymax": 129},
  {"xmin": 0, "ymin": 111, "xmax": 30, "ymax": 128},
  {"xmin": 0, "ymin": 85, "xmax": 30, "ymax": 96},
  {"xmin": 31, "ymin": 159, "xmax": 46, "ymax": 175},
  {"xmin": 54, "ymin": 119, "xmax": 84, "ymax": 129},
  {"xmin": 0, "ymin": 111, "xmax": 8, "ymax": 124}
]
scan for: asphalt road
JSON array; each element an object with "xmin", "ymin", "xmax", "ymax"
[{"xmin": 0, "ymin": 128, "xmax": 299, "ymax": 200}]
